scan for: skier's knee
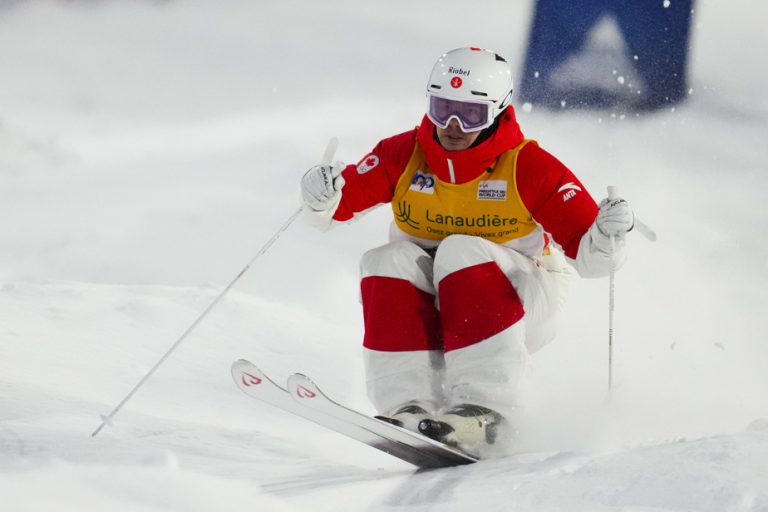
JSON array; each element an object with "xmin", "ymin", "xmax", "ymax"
[
  {"xmin": 360, "ymin": 240, "xmax": 433, "ymax": 281},
  {"xmin": 434, "ymin": 235, "xmax": 494, "ymax": 277}
]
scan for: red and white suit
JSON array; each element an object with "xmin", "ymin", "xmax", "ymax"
[{"xmin": 305, "ymin": 108, "xmax": 626, "ymax": 419}]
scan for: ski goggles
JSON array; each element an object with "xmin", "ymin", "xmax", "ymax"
[{"xmin": 427, "ymin": 94, "xmax": 494, "ymax": 133}]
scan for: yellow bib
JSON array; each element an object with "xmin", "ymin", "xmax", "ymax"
[{"xmin": 391, "ymin": 139, "xmax": 538, "ymax": 244}]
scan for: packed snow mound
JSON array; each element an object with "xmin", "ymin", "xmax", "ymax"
[{"xmin": 2, "ymin": 283, "xmax": 767, "ymax": 510}]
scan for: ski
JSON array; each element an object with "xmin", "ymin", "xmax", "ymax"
[{"xmin": 231, "ymin": 359, "xmax": 477, "ymax": 468}]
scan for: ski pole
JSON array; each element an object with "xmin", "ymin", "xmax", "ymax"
[
  {"xmin": 91, "ymin": 137, "xmax": 339, "ymax": 437},
  {"xmin": 605, "ymin": 185, "xmax": 656, "ymax": 394},
  {"xmin": 607, "ymin": 186, "xmax": 617, "ymax": 392}
]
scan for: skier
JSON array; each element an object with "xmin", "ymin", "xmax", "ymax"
[{"xmin": 299, "ymin": 47, "xmax": 633, "ymax": 456}]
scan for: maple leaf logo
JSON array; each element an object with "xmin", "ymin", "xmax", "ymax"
[{"xmin": 357, "ymin": 154, "xmax": 380, "ymax": 174}]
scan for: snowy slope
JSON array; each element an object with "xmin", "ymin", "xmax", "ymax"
[{"xmin": 1, "ymin": 1, "xmax": 767, "ymax": 511}]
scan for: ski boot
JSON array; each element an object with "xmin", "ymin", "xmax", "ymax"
[
  {"xmin": 375, "ymin": 401, "xmax": 434, "ymax": 433},
  {"xmin": 418, "ymin": 404, "xmax": 506, "ymax": 455}
]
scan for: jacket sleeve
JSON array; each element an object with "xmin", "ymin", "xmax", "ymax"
[
  {"xmin": 302, "ymin": 130, "xmax": 417, "ymax": 230},
  {"xmin": 333, "ymin": 129, "xmax": 417, "ymax": 221},
  {"xmin": 516, "ymin": 142, "xmax": 626, "ymax": 277}
]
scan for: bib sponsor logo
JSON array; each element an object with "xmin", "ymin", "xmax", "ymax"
[
  {"xmin": 357, "ymin": 154, "xmax": 379, "ymax": 174},
  {"xmin": 478, "ymin": 180, "xmax": 507, "ymax": 201},
  {"xmin": 395, "ymin": 200, "xmax": 420, "ymax": 230},
  {"xmin": 409, "ymin": 171, "xmax": 436, "ymax": 194}
]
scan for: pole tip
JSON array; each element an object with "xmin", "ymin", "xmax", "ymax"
[{"xmin": 91, "ymin": 414, "xmax": 114, "ymax": 437}]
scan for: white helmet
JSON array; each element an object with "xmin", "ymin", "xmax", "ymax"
[{"xmin": 426, "ymin": 47, "xmax": 514, "ymax": 132}]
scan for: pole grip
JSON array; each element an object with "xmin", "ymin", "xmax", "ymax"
[
  {"xmin": 322, "ymin": 137, "xmax": 339, "ymax": 166},
  {"xmin": 607, "ymin": 185, "xmax": 657, "ymax": 242}
]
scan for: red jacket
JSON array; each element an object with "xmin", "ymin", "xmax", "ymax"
[{"xmin": 333, "ymin": 108, "xmax": 598, "ymax": 260}]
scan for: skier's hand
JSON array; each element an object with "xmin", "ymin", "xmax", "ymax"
[
  {"xmin": 301, "ymin": 162, "xmax": 346, "ymax": 211},
  {"xmin": 596, "ymin": 197, "xmax": 634, "ymax": 237}
]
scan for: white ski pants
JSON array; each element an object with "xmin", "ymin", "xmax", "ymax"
[{"xmin": 360, "ymin": 234, "xmax": 573, "ymax": 419}]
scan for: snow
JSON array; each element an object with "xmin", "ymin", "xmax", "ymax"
[{"xmin": 1, "ymin": 1, "xmax": 767, "ymax": 510}]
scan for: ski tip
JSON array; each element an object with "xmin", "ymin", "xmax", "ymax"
[
  {"xmin": 231, "ymin": 359, "xmax": 251, "ymax": 377},
  {"xmin": 231, "ymin": 359, "xmax": 262, "ymax": 389},
  {"xmin": 286, "ymin": 373, "xmax": 322, "ymax": 401},
  {"xmin": 287, "ymin": 373, "xmax": 315, "ymax": 388}
]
